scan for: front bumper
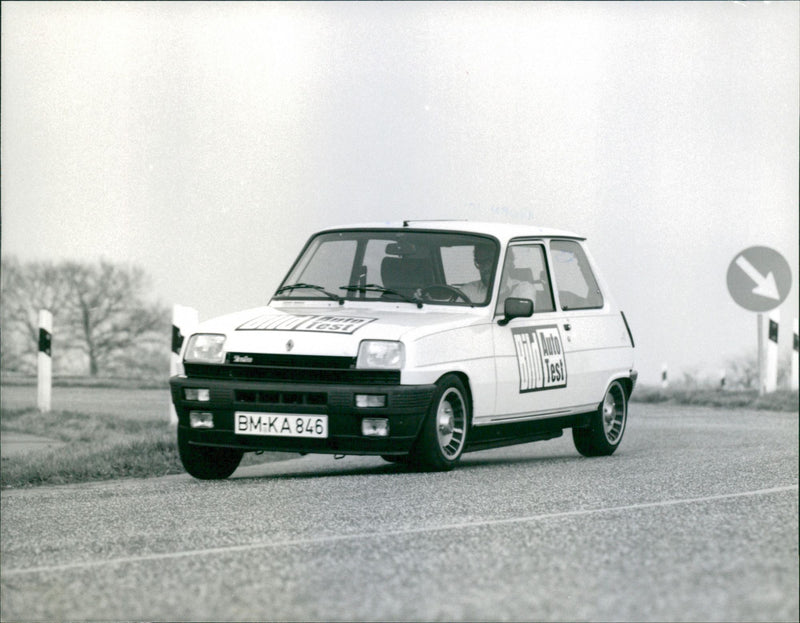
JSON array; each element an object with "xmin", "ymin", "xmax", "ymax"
[{"xmin": 170, "ymin": 376, "xmax": 436, "ymax": 455}]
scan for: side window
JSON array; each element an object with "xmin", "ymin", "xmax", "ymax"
[
  {"xmin": 495, "ymin": 244, "xmax": 555, "ymax": 315},
  {"xmin": 550, "ymin": 240, "xmax": 604, "ymax": 310}
]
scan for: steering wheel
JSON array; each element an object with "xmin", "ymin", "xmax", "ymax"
[{"xmin": 419, "ymin": 284, "xmax": 472, "ymax": 304}]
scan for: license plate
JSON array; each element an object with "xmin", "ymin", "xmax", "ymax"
[{"xmin": 234, "ymin": 412, "xmax": 328, "ymax": 438}]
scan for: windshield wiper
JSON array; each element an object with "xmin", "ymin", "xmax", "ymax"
[
  {"xmin": 340, "ymin": 284, "xmax": 423, "ymax": 309},
  {"xmin": 276, "ymin": 282, "xmax": 344, "ymax": 304}
]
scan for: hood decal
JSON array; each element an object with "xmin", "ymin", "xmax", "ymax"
[{"xmin": 237, "ymin": 314, "xmax": 377, "ymax": 334}]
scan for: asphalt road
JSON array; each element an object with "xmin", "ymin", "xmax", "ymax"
[{"xmin": 1, "ymin": 404, "xmax": 797, "ymax": 622}]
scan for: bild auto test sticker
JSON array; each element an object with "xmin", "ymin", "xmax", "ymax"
[
  {"xmin": 512, "ymin": 325, "xmax": 567, "ymax": 392},
  {"xmin": 237, "ymin": 314, "xmax": 376, "ymax": 334}
]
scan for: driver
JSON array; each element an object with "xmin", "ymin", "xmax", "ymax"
[{"xmin": 459, "ymin": 244, "xmax": 495, "ymax": 303}]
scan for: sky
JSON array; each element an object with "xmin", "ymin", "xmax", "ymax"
[{"xmin": 2, "ymin": 1, "xmax": 798, "ymax": 386}]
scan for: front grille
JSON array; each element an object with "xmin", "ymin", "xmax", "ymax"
[
  {"xmin": 235, "ymin": 389, "xmax": 327, "ymax": 406},
  {"xmin": 184, "ymin": 363, "xmax": 401, "ymax": 385},
  {"xmin": 226, "ymin": 353, "xmax": 355, "ymax": 369}
]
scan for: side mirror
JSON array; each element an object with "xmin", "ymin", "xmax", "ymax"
[{"xmin": 498, "ymin": 297, "xmax": 533, "ymax": 326}]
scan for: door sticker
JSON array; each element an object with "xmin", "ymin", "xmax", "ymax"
[
  {"xmin": 237, "ymin": 314, "xmax": 376, "ymax": 334},
  {"xmin": 511, "ymin": 325, "xmax": 567, "ymax": 392}
]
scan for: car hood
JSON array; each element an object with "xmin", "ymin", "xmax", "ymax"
[{"xmin": 192, "ymin": 302, "xmax": 488, "ymax": 358}]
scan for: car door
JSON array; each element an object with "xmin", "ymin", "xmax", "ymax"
[
  {"xmin": 488, "ymin": 241, "xmax": 579, "ymax": 424},
  {"xmin": 548, "ymin": 238, "xmax": 631, "ymax": 411}
]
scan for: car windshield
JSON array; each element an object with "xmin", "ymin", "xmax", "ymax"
[{"xmin": 274, "ymin": 230, "xmax": 499, "ymax": 306}]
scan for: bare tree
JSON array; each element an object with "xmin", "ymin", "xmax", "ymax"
[
  {"xmin": 61, "ymin": 260, "xmax": 168, "ymax": 376},
  {"xmin": 1, "ymin": 257, "xmax": 73, "ymax": 373},
  {"xmin": 726, "ymin": 355, "xmax": 759, "ymax": 390},
  {"xmin": 1, "ymin": 256, "xmax": 169, "ymax": 377}
]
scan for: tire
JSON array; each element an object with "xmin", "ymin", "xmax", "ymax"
[
  {"xmin": 178, "ymin": 427, "xmax": 244, "ymax": 480},
  {"xmin": 410, "ymin": 374, "xmax": 470, "ymax": 471},
  {"xmin": 573, "ymin": 380, "xmax": 627, "ymax": 457}
]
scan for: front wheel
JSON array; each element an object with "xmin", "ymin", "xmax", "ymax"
[
  {"xmin": 178, "ymin": 427, "xmax": 244, "ymax": 480},
  {"xmin": 410, "ymin": 375, "xmax": 470, "ymax": 471},
  {"xmin": 573, "ymin": 380, "xmax": 628, "ymax": 457}
]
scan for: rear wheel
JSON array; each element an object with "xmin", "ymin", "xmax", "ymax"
[
  {"xmin": 573, "ymin": 380, "xmax": 627, "ymax": 457},
  {"xmin": 411, "ymin": 375, "xmax": 470, "ymax": 471},
  {"xmin": 178, "ymin": 427, "xmax": 244, "ymax": 480}
]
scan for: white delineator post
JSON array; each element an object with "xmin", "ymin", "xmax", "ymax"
[
  {"xmin": 791, "ymin": 318, "xmax": 798, "ymax": 391},
  {"xmin": 764, "ymin": 308, "xmax": 779, "ymax": 394},
  {"xmin": 37, "ymin": 309, "xmax": 53, "ymax": 413},
  {"xmin": 757, "ymin": 314, "xmax": 765, "ymax": 396},
  {"xmin": 169, "ymin": 305, "xmax": 199, "ymax": 424}
]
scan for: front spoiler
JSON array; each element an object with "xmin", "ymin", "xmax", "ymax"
[{"xmin": 170, "ymin": 376, "xmax": 436, "ymax": 455}]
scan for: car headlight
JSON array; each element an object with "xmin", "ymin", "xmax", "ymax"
[
  {"xmin": 356, "ymin": 340, "xmax": 404, "ymax": 369},
  {"xmin": 184, "ymin": 334, "xmax": 226, "ymax": 364}
]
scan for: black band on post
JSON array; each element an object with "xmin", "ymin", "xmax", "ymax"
[
  {"xmin": 768, "ymin": 319, "xmax": 779, "ymax": 344},
  {"xmin": 171, "ymin": 325, "xmax": 184, "ymax": 355},
  {"xmin": 39, "ymin": 328, "xmax": 52, "ymax": 357}
]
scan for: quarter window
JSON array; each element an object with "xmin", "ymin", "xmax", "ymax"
[{"xmin": 550, "ymin": 240, "xmax": 604, "ymax": 310}]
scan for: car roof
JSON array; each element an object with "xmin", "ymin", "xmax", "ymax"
[{"xmin": 318, "ymin": 220, "xmax": 584, "ymax": 243}]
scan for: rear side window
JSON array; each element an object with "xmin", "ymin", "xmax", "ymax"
[{"xmin": 550, "ymin": 240, "xmax": 604, "ymax": 310}]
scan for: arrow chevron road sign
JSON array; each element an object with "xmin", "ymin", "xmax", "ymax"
[
  {"xmin": 734, "ymin": 255, "xmax": 780, "ymax": 300},
  {"xmin": 727, "ymin": 246, "xmax": 792, "ymax": 312}
]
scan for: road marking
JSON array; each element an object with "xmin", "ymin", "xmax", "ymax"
[{"xmin": 2, "ymin": 484, "xmax": 796, "ymax": 577}]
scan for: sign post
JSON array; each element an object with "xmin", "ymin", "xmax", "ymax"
[
  {"xmin": 37, "ymin": 309, "xmax": 53, "ymax": 413},
  {"xmin": 792, "ymin": 318, "xmax": 798, "ymax": 391},
  {"xmin": 169, "ymin": 305, "xmax": 199, "ymax": 424},
  {"xmin": 757, "ymin": 314, "xmax": 765, "ymax": 393},
  {"xmin": 726, "ymin": 246, "xmax": 792, "ymax": 394},
  {"xmin": 765, "ymin": 309, "xmax": 780, "ymax": 394}
]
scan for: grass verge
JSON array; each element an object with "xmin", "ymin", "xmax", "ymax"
[
  {"xmin": 631, "ymin": 386, "xmax": 799, "ymax": 411},
  {"xmin": 0, "ymin": 407, "xmax": 288, "ymax": 490},
  {"xmin": 1, "ymin": 432, "xmax": 182, "ymax": 489},
  {"xmin": 1, "ymin": 374, "xmax": 167, "ymax": 389}
]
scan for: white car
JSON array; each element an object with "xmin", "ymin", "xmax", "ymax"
[{"xmin": 170, "ymin": 221, "xmax": 637, "ymax": 478}]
